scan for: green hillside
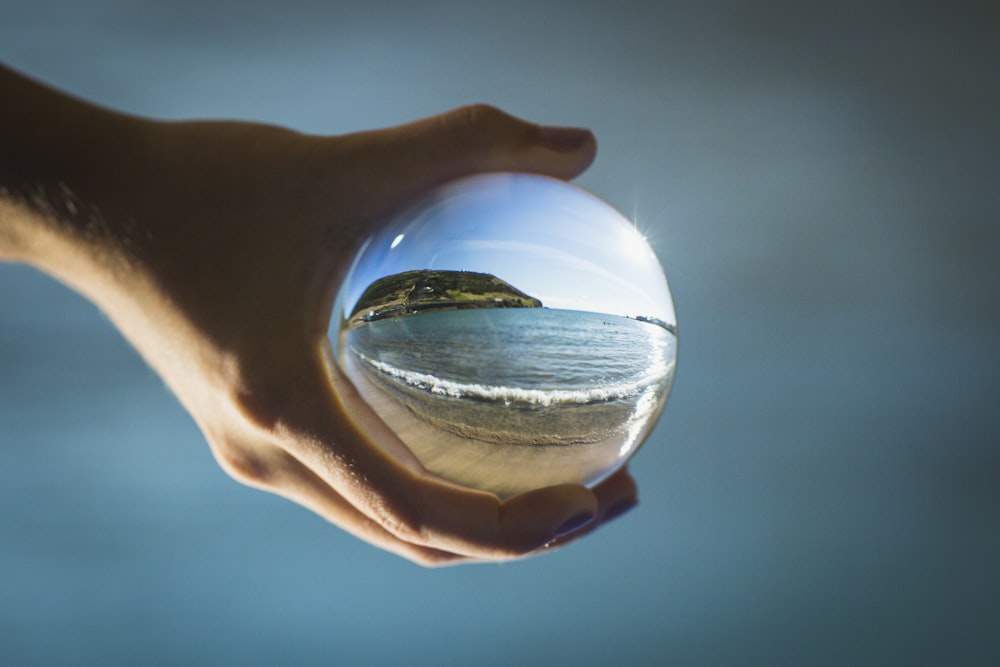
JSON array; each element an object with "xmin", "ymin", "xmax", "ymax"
[{"xmin": 348, "ymin": 269, "xmax": 542, "ymax": 326}]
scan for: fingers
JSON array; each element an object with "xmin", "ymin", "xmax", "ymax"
[
  {"xmin": 221, "ymin": 346, "xmax": 635, "ymax": 562},
  {"xmin": 402, "ymin": 104, "xmax": 597, "ymax": 180},
  {"xmin": 592, "ymin": 467, "xmax": 640, "ymax": 525},
  {"xmin": 269, "ymin": 455, "xmax": 474, "ymax": 567},
  {"xmin": 270, "ymin": 352, "xmax": 601, "ymax": 560},
  {"xmin": 534, "ymin": 467, "xmax": 639, "ymax": 552},
  {"xmin": 210, "ymin": 435, "xmax": 471, "ymax": 567},
  {"xmin": 309, "ymin": 413, "xmax": 600, "ymax": 559},
  {"xmin": 337, "ymin": 104, "xmax": 596, "ymax": 216}
]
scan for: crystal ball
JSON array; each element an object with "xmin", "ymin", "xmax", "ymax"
[{"xmin": 331, "ymin": 173, "xmax": 677, "ymax": 497}]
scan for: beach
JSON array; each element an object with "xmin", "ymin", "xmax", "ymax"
[{"xmin": 338, "ymin": 308, "xmax": 676, "ymax": 497}]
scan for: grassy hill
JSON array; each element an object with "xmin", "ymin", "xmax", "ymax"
[{"xmin": 348, "ymin": 269, "xmax": 542, "ymax": 326}]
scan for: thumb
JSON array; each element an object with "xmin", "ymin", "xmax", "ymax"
[{"xmin": 342, "ymin": 104, "xmax": 597, "ymax": 207}]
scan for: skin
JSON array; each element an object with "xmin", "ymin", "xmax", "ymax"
[{"xmin": 0, "ymin": 64, "xmax": 638, "ymax": 565}]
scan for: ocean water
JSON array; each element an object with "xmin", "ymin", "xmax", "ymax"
[{"xmin": 340, "ymin": 308, "xmax": 677, "ymax": 494}]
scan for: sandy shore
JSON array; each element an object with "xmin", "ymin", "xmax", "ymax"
[{"xmin": 341, "ymin": 352, "xmax": 636, "ymax": 498}]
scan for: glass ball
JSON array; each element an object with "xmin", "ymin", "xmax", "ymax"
[{"xmin": 331, "ymin": 173, "xmax": 677, "ymax": 498}]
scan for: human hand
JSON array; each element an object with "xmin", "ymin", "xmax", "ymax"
[{"xmin": 1, "ymin": 70, "xmax": 639, "ymax": 564}]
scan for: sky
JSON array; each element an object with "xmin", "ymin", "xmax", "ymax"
[{"xmin": 339, "ymin": 173, "xmax": 676, "ymax": 324}]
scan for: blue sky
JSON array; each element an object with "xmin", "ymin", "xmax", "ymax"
[{"xmin": 338, "ymin": 173, "xmax": 677, "ymax": 325}]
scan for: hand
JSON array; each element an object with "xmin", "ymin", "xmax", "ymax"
[{"xmin": 1, "ymin": 67, "xmax": 639, "ymax": 565}]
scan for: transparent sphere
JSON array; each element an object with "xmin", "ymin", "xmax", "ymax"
[{"xmin": 331, "ymin": 173, "xmax": 677, "ymax": 498}]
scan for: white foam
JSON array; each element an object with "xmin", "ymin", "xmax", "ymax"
[{"xmin": 352, "ymin": 351, "xmax": 671, "ymax": 407}]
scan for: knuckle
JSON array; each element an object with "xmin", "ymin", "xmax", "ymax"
[
  {"xmin": 386, "ymin": 512, "xmax": 427, "ymax": 545},
  {"xmin": 212, "ymin": 440, "xmax": 275, "ymax": 487},
  {"xmin": 371, "ymin": 497, "xmax": 428, "ymax": 545},
  {"xmin": 231, "ymin": 385, "xmax": 282, "ymax": 434},
  {"xmin": 452, "ymin": 103, "xmax": 508, "ymax": 134}
]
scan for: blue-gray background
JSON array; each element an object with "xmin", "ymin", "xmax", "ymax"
[{"xmin": 1, "ymin": 1, "xmax": 997, "ymax": 665}]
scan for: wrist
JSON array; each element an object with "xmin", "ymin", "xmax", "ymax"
[{"xmin": 0, "ymin": 64, "xmax": 162, "ymax": 271}]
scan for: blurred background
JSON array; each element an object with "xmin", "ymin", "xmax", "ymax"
[{"xmin": 1, "ymin": 1, "xmax": 997, "ymax": 665}]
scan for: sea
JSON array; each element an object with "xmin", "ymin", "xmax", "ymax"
[{"xmin": 341, "ymin": 308, "xmax": 677, "ymax": 449}]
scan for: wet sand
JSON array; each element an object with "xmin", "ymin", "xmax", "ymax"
[{"xmin": 341, "ymin": 352, "xmax": 639, "ymax": 498}]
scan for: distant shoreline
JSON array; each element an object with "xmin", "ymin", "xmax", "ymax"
[
  {"xmin": 347, "ymin": 268, "xmax": 677, "ymax": 332},
  {"xmin": 629, "ymin": 315, "xmax": 677, "ymax": 334}
]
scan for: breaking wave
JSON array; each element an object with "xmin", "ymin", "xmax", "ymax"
[{"xmin": 352, "ymin": 350, "xmax": 669, "ymax": 407}]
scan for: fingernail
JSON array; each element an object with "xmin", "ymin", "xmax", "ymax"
[
  {"xmin": 603, "ymin": 498, "xmax": 638, "ymax": 524},
  {"xmin": 553, "ymin": 512, "xmax": 596, "ymax": 539},
  {"xmin": 539, "ymin": 126, "xmax": 590, "ymax": 152}
]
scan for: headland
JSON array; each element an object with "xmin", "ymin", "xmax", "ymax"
[{"xmin": 348, "ymin": 269, "xmax": 542, "ymax": 327}]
